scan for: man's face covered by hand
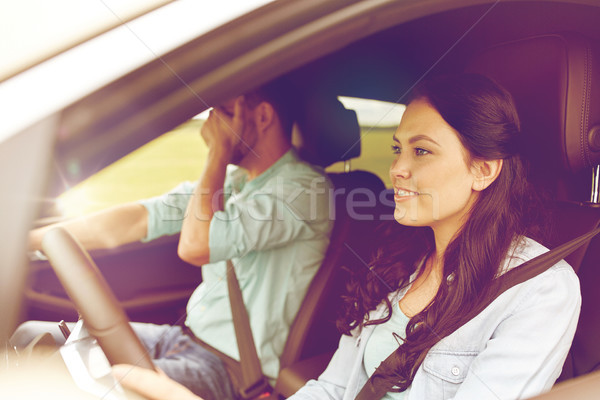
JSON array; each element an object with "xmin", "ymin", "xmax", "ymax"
[{"xmin": 201, "ymin": 95, "xmax": 259, "ymax": 166}]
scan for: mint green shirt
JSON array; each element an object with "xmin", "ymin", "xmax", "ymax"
[{"xmin": 139, "ymin": 149, "xmax": 333, "ymax": 379}]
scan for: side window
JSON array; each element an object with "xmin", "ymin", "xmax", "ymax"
[
  {"xmin": 327, "ymin": 96, "xmax": 406, "ymax": 187},
  {"xmin": 56, "ymin": 116, "xmax": 208, "ymax": 217},
  {"xmin": 56, "ymin": 97, "xmax": 404, "ymax": 217}
]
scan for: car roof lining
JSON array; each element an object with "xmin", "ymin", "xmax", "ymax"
[
  {"xmin": 291, "ymin": 1, "xmax": 600, "ymax": 102},
  {"xmin": 46, "ymin": 0, "xmax": 600, "ymax": 196}
]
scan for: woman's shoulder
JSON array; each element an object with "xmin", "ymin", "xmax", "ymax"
[
  {"xmin": 435, "ymin": 237, "xmax": 581, "ymax": 349},
  {"xmin": 501, "ymin": 236, "xmax": 570, "ymax": 272},
  {"xmin": 499, "ymin": 236, "xmax": 580, "ymax": 295}
]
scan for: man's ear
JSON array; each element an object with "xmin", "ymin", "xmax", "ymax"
[
  {"xmin": 472, "ymin": 159, "xmax": 503, "ymax": 191},
  {"xmin": 254, "ymin": 101, "xmax": 276, "ymax": 132}
]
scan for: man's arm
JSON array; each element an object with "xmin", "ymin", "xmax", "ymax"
[
  {"xmin": 29, "ymin": 202, "xmax": 148, "ymax": 252},
  {"xmin": 177, "ymin": 98, "xmax": 244, "ymax": 266},
  {"xmin": 177, "ymin": 150, "xmax": 228, "ymax": 266}
]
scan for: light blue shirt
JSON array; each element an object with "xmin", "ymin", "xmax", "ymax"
[
  {"xmin": 290, "ymin": 237, "xmax": 581, "ymax": 400},
  {"xmin": 363, "ymin": 300, "xmax": 410, "ymax": 400},
  {"xmin": 140, "ymin": 149, "xmax": 333, "ymax": 379}
]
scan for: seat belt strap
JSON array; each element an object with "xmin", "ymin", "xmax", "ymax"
[
  {"xmin": 497, "ymin": 226, "xmax": 600, "ymax": 292},
  {"xmin": 356, "ymin": 226, "xmax": 600, "ymax": 400},
  {"xmin": 226, "ymin": 260, "xmax": 271, "ymax": 399}
]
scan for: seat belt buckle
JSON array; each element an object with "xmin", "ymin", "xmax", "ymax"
[
  {"xmin": 255, "ymin": 391, "xmax": 273, "ymax": 399},
  {"xmin": 239, "ymin": 377, "xmax": 272, "ymax": 400}
]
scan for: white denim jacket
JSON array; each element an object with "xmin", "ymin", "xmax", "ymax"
[{"xmin": 289, "ymin": 238, "xmax": 581, "ymax": 400}]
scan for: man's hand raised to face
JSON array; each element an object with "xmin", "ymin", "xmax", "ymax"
[
  {"xmin": 201, "ymin": 96, "xmax": 251, "ymax": 164},
  {"xmin": 179, "ymin": 96, "xmax": 251, "ymax": 266}
]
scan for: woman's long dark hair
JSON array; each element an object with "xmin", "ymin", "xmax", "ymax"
[{"xmin": 337, "ymin": 73, "xmax": 544, "ymax": 392}]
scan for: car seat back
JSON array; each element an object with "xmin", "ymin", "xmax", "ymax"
[
  {"xmin": 270, "ymin": 95, "xmax": 386, "ymax": 397},
  {"xmin": 466, "ymin": 32, "xmax": 600, "ymax": 381}
]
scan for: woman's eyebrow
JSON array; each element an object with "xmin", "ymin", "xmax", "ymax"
[
  {"xmin": 392, "ymin": 134, "xmax": 441, "ymax": 147},
  {"xmin": 408, "ymin": 134, "xmax": 440, "ymax": 147}
]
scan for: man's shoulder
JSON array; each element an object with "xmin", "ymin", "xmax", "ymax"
[
  {"xmin": 282, "ymin": 157, "xmax": 328, "ymax": 177},
  {"xmin": 268, "ymin": 156, "xmax": 332, "ymax": 189}
]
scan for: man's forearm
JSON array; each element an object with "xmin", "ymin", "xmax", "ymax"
[
  {"xmin": 178, "ymin": 151, "xmax": 229, "ymax": 266},
  {"xmin": 29, "ymin": 202, "xmax": 148, "ymax": 252}
]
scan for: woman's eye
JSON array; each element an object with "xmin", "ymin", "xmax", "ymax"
[
  {"xmin": 391, "ymin": 145, "xmax": 401, "ymax": 154},
  {"xmin": 415, "ymin": 148, "xmax": 430, "ymax": 156}
]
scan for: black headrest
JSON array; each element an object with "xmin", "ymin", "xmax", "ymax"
[
  {"xmin": 465, "ymin": 32, "xmax": 600, "ymax": 201},
  {"xmin": 295, "ymin": 96, "xmax": 361, "ymax": 168}
]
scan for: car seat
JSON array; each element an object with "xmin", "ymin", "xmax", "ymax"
[
  {"xmin": 266, "ymin": 94, "xmax": 387, "ymax": 397},
  {"xmin": 465, "ymin": 31, "xmax": 600, "ymax": 381}
]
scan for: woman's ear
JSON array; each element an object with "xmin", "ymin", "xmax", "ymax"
[{"xmin": 472, "ymin": 159, "xmax": 503, "ymax": 191}]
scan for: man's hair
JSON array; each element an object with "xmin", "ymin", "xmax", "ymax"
[{"xmin": 243, "ymin": 77, "xmax": 297, "ymax": 138}]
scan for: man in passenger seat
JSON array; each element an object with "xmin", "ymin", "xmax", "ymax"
[{"xmin": 14, "ymin": 80, "xmax": 334, "ymax": 400}]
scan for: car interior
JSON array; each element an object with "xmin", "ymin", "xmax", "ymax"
[
  {"xmin": 465, "ymin": 32, "xmax": 600, "ymax": 383},
  {"xmin": 7, "ymin": 0, "xmax": 600, "ymax": 398},
  {"xmin": 271, "ymin": 30, "xmax": 600, "ymax": 397}
]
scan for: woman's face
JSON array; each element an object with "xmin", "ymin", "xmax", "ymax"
[{"xmin": 389, "ymin": 99, "xmax": 479, "ymax": 239}]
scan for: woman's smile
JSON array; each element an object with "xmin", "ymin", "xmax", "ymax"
[{"xmin": 394, "ymin": 187, "xmax": 420, "ymax": 202}]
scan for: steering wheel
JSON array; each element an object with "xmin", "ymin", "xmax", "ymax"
[{"xmin": 41, "ymin": 227, "xmax": 155, "ymax": 370}]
